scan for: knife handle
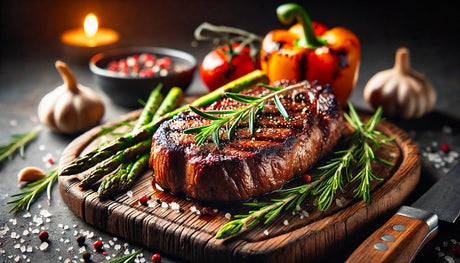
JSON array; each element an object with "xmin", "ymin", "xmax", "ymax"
[{"xmin": 346, "ymin": 206, "xmax": 438, "ymax": 263}]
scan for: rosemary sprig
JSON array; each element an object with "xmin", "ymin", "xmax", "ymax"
[
  {"xmin": 0, "ymin": 125, "xmax": 42, "ymax": 164},
  {"xmin": 215, "ymin": 103, "xmax": 395, "ymax": 239},
  {"xmin": 184, "ymin": 82, "xmax": 305, "ymax": 147},
  {"xmin": 7, "ymin": 167, "xmax": 58, "ymax": 212},
  {"xmin": 106, "ymin": 249, "xmax": 142, "ymax": 263}
]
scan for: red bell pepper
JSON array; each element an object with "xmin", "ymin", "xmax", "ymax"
[{"xmin": 260, "ymin": 3, "xmax": 361, "ymax": 105}]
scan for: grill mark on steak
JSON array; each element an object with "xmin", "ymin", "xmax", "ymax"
[{"xmin": 150, "ymin": 80, "xmax": 343, "ymax": 201}]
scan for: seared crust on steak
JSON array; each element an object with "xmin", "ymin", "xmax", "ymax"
[{"xmin": 149, "ymin": 81, "xmax": 343, "ymax": 201}]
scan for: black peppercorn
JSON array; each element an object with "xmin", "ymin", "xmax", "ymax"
[
  {"xmin": 76, "ymin": 235, "xmax": 86, "ymax": 246},
  {"xmin": 82, "ymin": 251, "xmax": 91, "ymax": 262}
]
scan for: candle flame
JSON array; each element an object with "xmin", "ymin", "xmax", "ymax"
[{"xmin": 84, "ymin": 13, "xmax": 98, "ymax": 38}]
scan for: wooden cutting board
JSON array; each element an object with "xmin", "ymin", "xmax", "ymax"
[{"xmin": 58, "ymin": 109, "xmax": 421, "ymax": 263}]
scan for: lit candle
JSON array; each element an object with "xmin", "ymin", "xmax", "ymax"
[{"xmin": 61, "ymin": 13, "xmax": 119, "ymax": 62}]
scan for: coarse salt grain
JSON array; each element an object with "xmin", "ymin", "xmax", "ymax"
[
  {"xmin": 170, "ymin": 202, "xmax": 180, "ymax": 211},
  {"xmin": 40, "ymin": 209, "xmax": 52, "ymax": 218},
  {"xmin": 161, "ymin": 202, "xmax": 168, "ymax": 208},
  {"xmin": 283, "ymin": 220, "xmax": 289, "ymax": 226},
  {"xmin": 127, "ymin": 190, "xmax": 133, "ymax": 197},
  {"xmin": 39, "ymin": 242, "xmax": 49, "ymax": 251},
  {"xmin": 263, "ymin": 230, "xmax": 269, "ymax": 236},
  {"xmin": 225, "ymin": 213, "xmax": 231, "ymax": 220},
  {"xmin": 23, "ymin": 212, "xmax": 32, "ymax": 218},
  {"xmin": 23, "ymin": 230, "xmax": 29, "ymax": 236},
  {"xmin": 79, "ymin": 246, "xmax": 86, "ymax": 253}
]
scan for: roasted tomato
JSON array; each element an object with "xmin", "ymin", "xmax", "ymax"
[{"xmin": 200, "ymin": 43, "xmax": 258, "ymax": 92}]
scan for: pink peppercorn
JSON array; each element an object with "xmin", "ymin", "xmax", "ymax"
[
  {"xmin": 93, "ymin": 240, "xmax": 103, "ymax": 251},
  {"xmin": 139, "ymin": 195, "xmax": 148, "ymax": 206},
  {"xmin": 157, "ymin": 57, "xmax": 171, "ymax": 68},
  {"xmin": 440, "ymin": 143, "xmax": 450, "ymax": 153},
  {"xmin": 302, "ymin": 174, "xmax": 311, "ymax": 183},
  {"xmin": 152, "ymin": 253, "xmax": 161, "ymax": 263},
  {"xmin": 38, "ymin": 231, "xmax": 49, "ymax": 242}
]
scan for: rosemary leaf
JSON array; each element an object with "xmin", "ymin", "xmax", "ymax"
[
  {"xmin": 0, "ymin": 125, "xmax": 42, "ymax": 164},
  {"xmin": 185, "ymin": 82, "xmax": 305, "ymax": 147},
  {"xmin": 274, "ymin": 95, "xmax": 289, "ymax": 119}
]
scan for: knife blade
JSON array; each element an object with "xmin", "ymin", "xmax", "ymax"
[{"xmin": 346, "ymin": 162, "xmax": 460, "ymax": 263}]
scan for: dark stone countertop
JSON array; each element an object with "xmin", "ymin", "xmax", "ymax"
[{"xmin": 1, "ymin": 1, "xmax": 459, "ymax": 262}]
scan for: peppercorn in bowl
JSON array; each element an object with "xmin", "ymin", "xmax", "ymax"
[{"xmin": 90, "ymin": 47, "xmax": 197, "ymax": 107}]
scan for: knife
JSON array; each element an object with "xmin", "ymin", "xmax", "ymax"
[{"xmin": 346, "ymin": 163, "xmax": 460, "ymax": 263}]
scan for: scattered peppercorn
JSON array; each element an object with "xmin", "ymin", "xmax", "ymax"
[
  {"xmin": 139, "ymin": 195, "xmax": 148, "ymax": 206},
  {"xmin": 152, "ymin": 253, "xmax": 161, "ymax": 263},
  {"xmin": 105, "ymin": 53, "xmax": 186, "ymax": 78},
  {"xmin": 93, "ymin": 240, "xmax": 103, "ymax": 251},
  {"xmin": 441, "ymin": 143, "xmax": 451, "ymax": 153},
  {"xmin": 302, "ymin": 174, "xmax": 311, "ymax": 183},
  {"xmin": 38, "ymin": 231, "xmax": 49, "ymax": 242},
  {"xmin": 155, "ymin": 198, "xmax": 161, "ymax": 204},
  {"xmin": 82, "ymin": 252, "xmax": 91, "ymax": 262},
  {"xmin": 76, "ymin": 235, "xmax": 86, "ymax": 246}
]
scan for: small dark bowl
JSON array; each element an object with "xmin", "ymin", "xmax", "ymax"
[{"xmin": 90, "ymin": 47, "xmax": 197, "ymax": 107}]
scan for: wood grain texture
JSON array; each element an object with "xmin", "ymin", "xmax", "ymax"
[{"xmin": 58, "ymin": 109, "xmax": 421, "ymax": 263}]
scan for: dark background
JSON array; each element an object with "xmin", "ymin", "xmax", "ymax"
[{"xmin": 1, "ymin": 0, "xmax": 459, "ymax": 262}]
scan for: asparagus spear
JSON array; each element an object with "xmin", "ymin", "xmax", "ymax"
[
  {"xmin": 96, "ymin": 88, "xmax": 183, "ymax": 197},
  {"xmin": 133, "ymin": 83, "xmax": 164, "ymax": 131},
  {"xmin": 152, "ymin": 87, "xmax": 184, "ymax": 122},
  {"xmin": 97, "ymin": 162, "xmax": 134, "ymax": 198},
  {"xmin": 60, "ymin": 70, "xmax": 268, "ymax": 176},
  {"xmin": 79, "ymin": 139, "xmax": 151, "ymax": 188},
  {"xmin": 97, "ymin": 153, "xmax": 149, "ymax": 198}
]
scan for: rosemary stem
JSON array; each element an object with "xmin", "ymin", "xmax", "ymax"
[{"xmin": 242, "ymin": 195, "xmax": 297, "ymax": 226}]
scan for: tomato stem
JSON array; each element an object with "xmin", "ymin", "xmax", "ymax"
[{"xmin": 276, "ymin": 3, "xmax": 327, "ymax": 49}]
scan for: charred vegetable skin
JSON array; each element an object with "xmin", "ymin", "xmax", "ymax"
[
  {"xmin": 200, "ymin": 43, "xmax": 258, "ymax": 92},
  {"xmin": 260, "ymin": 3, "xmax": 361, "ymax": 105}
]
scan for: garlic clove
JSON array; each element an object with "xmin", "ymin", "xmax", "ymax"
[
  {"xmin": 37, "ymin": 61, "xmax": 104, "ymax": 134},
  {"xmin": 18, "ymin": 166, "xmax": 46, "ymax": 183},
  {"xmin": 364, "ymin": 47, "xmax": 436, "ymax": 119}
]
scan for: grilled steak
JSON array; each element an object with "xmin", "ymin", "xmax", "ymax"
[{"xmin": 149, "ymin": 81, "xmax": 344, "ymax": 201}]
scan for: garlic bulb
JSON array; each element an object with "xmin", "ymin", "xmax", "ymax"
[
  {"xmin": 38, "ymin": 61, "xmax": 104, "ymax": 134},
  {"xmin": 364, "ymin": 47, "xmax": 436, "ymax": 119}
]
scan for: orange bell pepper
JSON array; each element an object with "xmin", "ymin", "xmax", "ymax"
[{"xmin": 260, "ymin": 3, "xmax": 361, "ymax": 105}]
